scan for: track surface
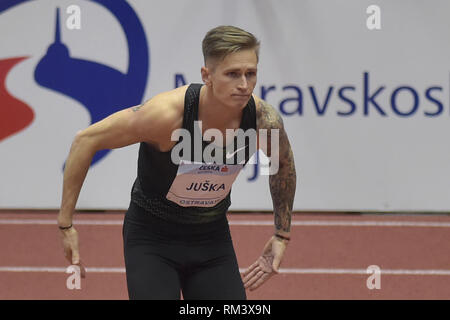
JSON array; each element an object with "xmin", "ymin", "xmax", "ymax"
[{"xmin": 0, "ymin": 211, "xmax": 449, "ymax": 300}]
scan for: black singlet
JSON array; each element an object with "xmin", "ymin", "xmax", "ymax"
[{"xmin": 130, "ymin": 83, "xmax": 257, "ymax": 223}]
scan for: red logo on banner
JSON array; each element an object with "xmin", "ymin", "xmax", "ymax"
[{"xmin": 0, "ymin": 57, "xmax": 34, "ymax": 142}]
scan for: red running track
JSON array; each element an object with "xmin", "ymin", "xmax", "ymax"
[{"xmin": 0, "ymin": 210, "xmax": 449, "ymax": 300}]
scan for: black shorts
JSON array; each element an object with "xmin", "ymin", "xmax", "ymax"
[{"xmin": 122, "ymin": 201, "xmax": 246, "ymax": 300}]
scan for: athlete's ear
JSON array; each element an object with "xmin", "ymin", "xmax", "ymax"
[{"xmin": 201, "ymin": 66, "xmax": 212, "ymax": 86}]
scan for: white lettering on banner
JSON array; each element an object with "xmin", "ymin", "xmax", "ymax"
[
  {"xmin": 366, "ymin": 5, "xmax": 381, "ymax": 30},
  {"xmin": 166, "ymin": 161, "xmax": 243, "ymax": 207},
  {"xmin": 66, "ymin": 5, "xmax": 81, "ymax": 30}
]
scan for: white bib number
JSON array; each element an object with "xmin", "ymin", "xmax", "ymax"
[{"xmin": 166, "ymin": 160, "xmax": 243, "ymax": 207}]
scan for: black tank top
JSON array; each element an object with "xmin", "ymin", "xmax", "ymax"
[{"xmin": 130, "ymin": 83, "xmax": 257, "ymax": 223}]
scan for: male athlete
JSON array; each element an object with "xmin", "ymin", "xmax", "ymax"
[{"xmin": 58, "ymin": 25, "xmax": 296, "ymax": 299}]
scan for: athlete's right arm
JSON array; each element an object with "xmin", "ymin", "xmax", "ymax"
[{"xmin": 57, "ymin": 87, "xmax": 185, "ymax": 266}]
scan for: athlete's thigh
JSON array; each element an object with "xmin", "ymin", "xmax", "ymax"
[
  {"xmin": 182, "ymin": 247, "xmax": 246, "ymax": 300},
  {"xmin": 124, "ymin": 243, "xmax": 181, "ymax": 300},
  {"xmin": 123, "ymin": 217, "xmax": 181, "ymax": 300}
]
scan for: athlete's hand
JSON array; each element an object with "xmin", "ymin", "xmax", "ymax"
[
  {"xmin": 242, "ymin": 235, "xmax": 288, "ymax": 291},
  {"xmin": 59, "ymin": 226, "xmax": 86, "ymax": 278}
]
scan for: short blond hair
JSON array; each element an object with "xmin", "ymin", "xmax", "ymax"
[{"xmin": 202, "ymin": 25, "xmax": 260, "ymax": 65}]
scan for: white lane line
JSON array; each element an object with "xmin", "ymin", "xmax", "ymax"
[
  {"xmin": 0, "ymin": 267, "xmax": 125, "ymax": 273},
  {"xmin": 0, "ymin": 219, "xmax": 123, "ymax": 226},
  {"xmin": 274, "ymin": 268, "xmax": 450, "ymax": 276},
  {"xmin": 0, "ymin": 219, "xmax": 450, "ymax": 228},
  {"xmin": 234, "ymin": 220, "xmax": 450, "ymax": 227},
  {"xmin": 0, "ymin": 266, "xmax": 449, "ymax": 276}
]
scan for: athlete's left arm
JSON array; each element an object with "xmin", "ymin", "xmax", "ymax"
[
  {"xmin": 242, "ymin": 97, "xmax": 297, "ymax": 291},
  {"xmin": 257, "ymin": 98, "xmax": 296, "ymax": 237}
]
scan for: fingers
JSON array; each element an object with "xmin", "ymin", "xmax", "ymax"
[
  {"xmin": 64, "ymin": 247, "xmax": 72, "ymax": 262},
  {"xmin": 249, "ymin": 272, "xmax": 272, "ymax": 291},
  {"xmin": 243, "ymin": 267, "xmax": 273, "ymax": 291},
  {"xmin": 243, "ymin": 265, "xmax": 261, "ymax": 285},
  {"xmin": 62, "ymin": 241, "xmax": 80, "ymax": 265},
  {"xmin": 242, "ymin": 255, "xmax": 277, "ymax": 291},
  {"xmin": 77, "ymin": 261, "xmax": 86, "ymax": 279},
  {"xmin": 243, "ymin": 269, "xmax": 264, "ymax": 289},
  {"xmin": 242, "ymin": 260, "xmax": 259, "ymax": 277},
  {"xmin": 242, "ymin": 236, "xmax": 289, "ymax": 291},
  {"xmin": 71, "ymin": 249, "xmax": 80, "ymax": 265},
  {"xmin": 63, "ymin": 251, "xmax": 86, "ymax": 278},
  {"xmin": 60, "ymin": 227, "xmax": 85, "ymax": 277},
  {"xmin": 242, "ymin": 258, "xmax": 264, "ymax": 289}
]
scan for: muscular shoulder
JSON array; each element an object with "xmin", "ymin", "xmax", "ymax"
[
  {"xmin": 132, "ymin": 85, "xmax": 188, "ymax": 146},
  {"xmin": 253, "ymin": 94, "xmax": 284, "ymax": 130},
  {"xmin": 142, "ymin": 86, "xmax": 187, "ymax": 124}
]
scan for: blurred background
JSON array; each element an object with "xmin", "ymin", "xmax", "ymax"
[
  {"xmin": 2, "ymin": 0, "xmax": 450, "ymax": 213},
  {"xmin": 1, "ymin": 0, "xmax": 449, "ymax": 301}
]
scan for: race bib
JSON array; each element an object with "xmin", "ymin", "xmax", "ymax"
[{"xmin": 166, "ymin": 160, "xmax": 244, "ymax": 207}]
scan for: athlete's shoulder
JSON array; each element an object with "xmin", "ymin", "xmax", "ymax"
[
  {"xmin": 151, "ymin": 85, "xmax": 188, "ymax": 111},
  {"xmin": 252, "ymin": 94, "xmax": 284, "ymax": 130},
  {"xmin": 138, "ymin": 85, "xmax": 188, "ymax": 124}
]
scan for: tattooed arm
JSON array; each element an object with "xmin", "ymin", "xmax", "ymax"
[
  {"xmin": 257, "ymin": 99, "xmax": 296, "ymax": 237},
  {"xmin": 242, "ymin": 97, "xmax": 297, "ymax": 291}
]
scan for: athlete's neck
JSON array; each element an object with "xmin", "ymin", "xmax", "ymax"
[{"xmin": 198, "ymin": 85, "xmax": 245, "ymax": 131}]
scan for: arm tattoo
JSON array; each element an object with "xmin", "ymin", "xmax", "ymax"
[{"xmin": 257, "ymin": 100, "xmax": 297, "ymax": 233}]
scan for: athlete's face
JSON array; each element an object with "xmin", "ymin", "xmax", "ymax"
[{"xmin": 202, "ymin": 49, "xmax": 258, "ymax": 109}]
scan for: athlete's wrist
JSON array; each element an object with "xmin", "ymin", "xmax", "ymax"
[
  {"xmin": 274, "ymin": 228, "xmax": 290, "ymax": 238},
  {"xmin": 274, "ymin": 233, "xmax": 290, "ymax": 243},
  {"xmin": 58, "ymin": 223, "xmax": 73, "ymax": 230},
  {"xmin": 57, "ymin": 217, "xmax": 73, "ymax": 230}
]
